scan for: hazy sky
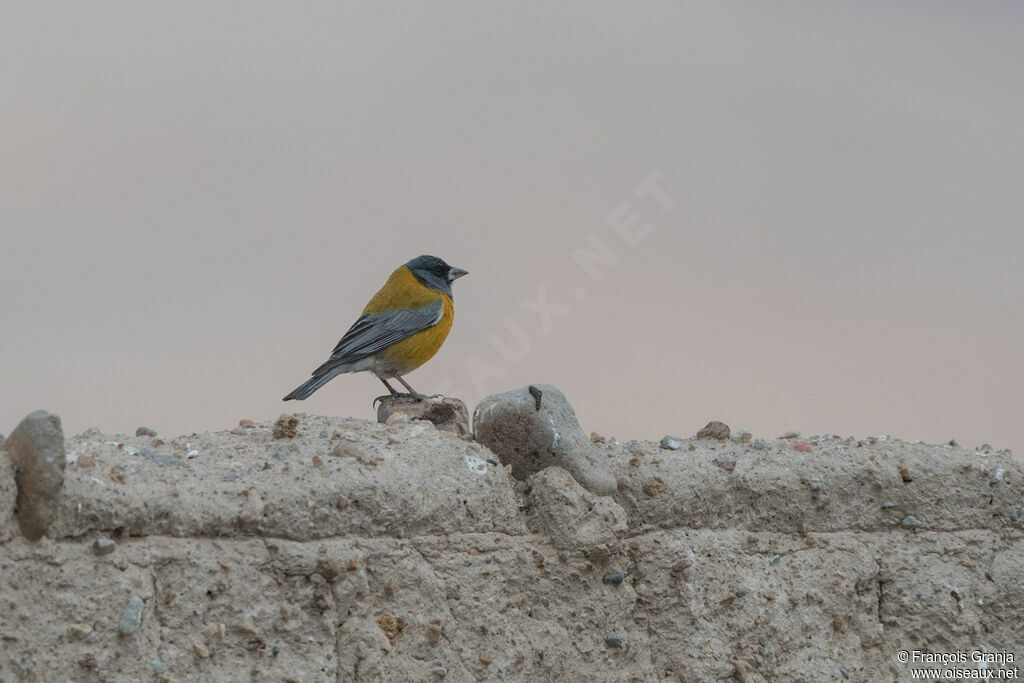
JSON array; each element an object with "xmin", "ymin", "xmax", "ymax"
[{"xmin": 3, "ymin": 2, "xmax": 1022, "ymax": 458}]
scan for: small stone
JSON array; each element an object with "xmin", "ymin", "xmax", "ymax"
[
  {"xmin": 758, "ymin": 634, "xmax": 767, "ymax": 647},
  {"xmin": 752, "ymin": 440, "xmax": 768, "ymax": 450},
  {"xmin": 193, "ymin": 640, "xmax": 210, "ymax": 658},
  {"xmin": 840, "ymin": 667, "xmax": 851, "ymax": 679},
  {"xmin": 985, "ymin": 571, "xmax": 994, "ymax": 582},
  {"xmin": 731, "ymin": 430, "xmax": 752, "ymax": 443},
  {"xmin": 899, "ymin": 466, "xmax": 912, "ymax": 482},
  {"xmin": 329, "ymin": 443, "xmax": 363, "ymax": 459},
  {"xmin": 319, "ymin": 429, "xmax": 329, "ymax": 438},
  {"xmin": 781, "ymin": 431, "xmax": 799, "ymax": 439},
  {"xmin": 989, "ymin": 468, "xmax": 1005, "ymax": 485},
  {"xmin": 142, "ymin": 449, "xmax": 179, "ymax": 467},
  {"xmin": 68, "ymin": 623, "xmax": 93, "ymax": 640},
  {"xmin": 642, "ymin": 477, "xmax": 667, "ymax": 497},
  {"xmin": 714, "ymin": 457, "xmax": 737, "ymax": 472},
  {"xmin": 92, "ymin": 537, "xmax": 116, "ymax": 555},
  {"xmin": 793, "ymin": 441, "xmax": 812, "ymax": 452},
  {"xmin": 604, "ymin": 634, "xmax": 624, "ymax": 648},
  {"xmin": 431, "ymin": 666, "xmax": 448, "ymax": 678},
  {"xmin": 479, "ymin": 651, "xmax": 493, "ymax": 665},
  {"xmin": 387, "ymin": 433, "xmax": 402, "ymax": 445},
  {"xmin": 880, "ymin": 501, "xmax": 900, "ymax": 509},
  {"xmin": 948, "ymin": 439, "xmax": 958, "ymax": 447},
  {"xmin": 833, "ymin": 616, "xmax": 844, "ymax": 631},
  {"xmin": 616, "ymin": 475, "xmax": 631, "ymax": 491},
  {"xmin": 272, "ymin": 645, "xmax": 281, "ymax": 657},
  {"xmin": 4, "ymin": 410, "xmax": 66, "ymax": 541},
  {"xmin": 590, "ymin": 432, "xmax": 606, "ymax": 444},
  {"xmin": 602, "ymin": 569, "xmax": 625, "ymax": 586},
  {"xmin": 696, "ymin": 421, "xmax": 730, "ymax": 440},
  {"xmin": 901, "ymin": 516, "xmax": 920, "ymax": 529},
  {"xmin": 118, "ymin": 595, "xmax": 144, "ymax": 635},
  {"xmin": 149, "ymin": 661, "xmax": 168, "ymax": 674},
  {"xmin": 978, "ymin": 443, "xmax": 993, "ymax": 454},
  {"xmin": 376, "ymin": 614, "xmax": 406, "ymax": 640},
  {"xmin": 239, "ymin": 419, "xmax": 256, "ymax": 428},
  {"xmin": 770, "ymin": 555, "xmax": 781, "ymax": 566},
  {"xmin": 273, "ymin": 415, "xmax": 299, "ymax": 439},
  {"xmin": 377, "ymin": 396, "xmax": 471, "ymax": 438},
  {"xmin": 659, "ymin": 435, "xmax": 682, "ymax": 450},
  {"xmin": 135, "ymin": 426, "xmax": 157, "ymax": 437}
]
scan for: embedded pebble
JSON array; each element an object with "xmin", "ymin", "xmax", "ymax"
[
  {"xmin": 118, "ymin": 595, "xmax": 144, "ymax": 635},
  {"xmin": 659, "ymin": 436, "xmax": 682, "ymax": 450},
  {"xmin": 4, "ymin": 410, "xmax": 66, "ymax": 541},
  {"xmin": 781, "ymin": 431, "xmax": 799, "ymax": 439},
  {"xmin": 793, "ymin": 441, "xmax": 812, "ymax": 452},
  {"xmin": 985, "ymin": 571, "xmax": 994, "ymax": 582},
  {"xmin": 142, "ymin": 449, "xmax": 179, "ymax": 467},
  {"xmin": 989, "ymin": 468, "xmax": 1005, "ymax": 485},
  {"xmin": 431, "ymin": 666, "xmax": 448, "ymax": 678},
  {"xmin": 880, "ymin": 501, "xmax": 900, "ymax": 509},
  {"xmin": 135, "ymin": 426, "xmax": 157, "ymax": 437},
  {"xmin": 758, "ymin": 634, "xmax": 767, "ymax": 647},
  {"xmin": 899, "ymin": 466, "xmax": 912, "ymax": 482},
  {"xmin": 92, "ymin": 537, "xmax": 116, "ymax": 555},
  {"xmin": 604, "ymin": 634, "xmax": 624, "ymax": 648},
  {"xmin": 752, "ymin": 440, "xmax": 768, "ymax": 451},
  {"xmin": 602, "ymin": 569, "xmax": 625, "ymax": 586},
  {"xmin": 697, "ymin": 421, "xmax": 730, "ymax": 440},
  {"xmin": 319, "ymin": 430, "xmax": 329, "ymax": 439},
  {"xmin": 642, "ymin": 477, "xmax": 667, "ymax": 496},
  {"xmin": 769, "ymin": 555, "xmax": 781, "ymax": 566},
  {"xmin": 68, "ymin": 623, "xmax": 93, "ymax": 639},
  {"xmin": 149, "ymin": 661, "xmax": 168, "ymax": 674},
  {"xmin": 731, "ymin": 430, "xmax": 752, "ymax": 443},
  {"xmin": 902, "ymin": 516, "xmax": 920, "ymax": 529},
  {"xmin": 387, "ymin": 433, "xmax": 402, "ymax": 445},
  {"xmin": 840, "ymin": 667, "xmax": 851, "ymax": 679},
  {"xmin": 273, "ymin": 415, "xmax": 299, "ymax": 439}
]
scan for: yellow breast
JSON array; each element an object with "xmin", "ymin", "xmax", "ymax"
[{"xmin": 364, "ymin": 266, "xmax": 455, "ymax": 376}]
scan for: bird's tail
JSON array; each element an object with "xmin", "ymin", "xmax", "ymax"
[{"xmin": 282, "ymin": 371, "xmax": 340, "ymax": 401}]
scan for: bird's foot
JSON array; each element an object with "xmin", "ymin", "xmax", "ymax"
[{"xmin": 373, "ymin": 392, "xmax": 425, "ymax": 408}]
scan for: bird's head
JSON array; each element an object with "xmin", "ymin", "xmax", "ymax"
[{"xmin": 406, "ymin": 255, "xmax": 468, "ymax": 297}]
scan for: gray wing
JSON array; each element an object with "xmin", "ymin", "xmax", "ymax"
[{"xmin": 312, "ymin": 299, "xmax": 444, "ymax": 376}]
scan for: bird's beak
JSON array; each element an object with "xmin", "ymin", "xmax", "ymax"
[{"xmin": 448, "ymin": 267, "xmax": 468, "ymax": 282}]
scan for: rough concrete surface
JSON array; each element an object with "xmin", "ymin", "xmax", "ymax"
[{"xmin": 1, "ymin": 411, "xmax": 1022, "ymax": 682}]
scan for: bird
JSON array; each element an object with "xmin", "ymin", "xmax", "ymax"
[{"xmin": 283, "ymin": 254, "xmax": 468, "ymax": 402}]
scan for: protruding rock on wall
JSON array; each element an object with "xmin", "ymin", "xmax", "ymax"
[
  {"xmin": 1, "ymin": 395, "xmax": 1022, "ymax": 681},
  {"xmin": 474, "ymin": 384, "xmax": 617, "ymax": 495},
  {"xmin": 2, "ymin": 409, "xmax": 65, "ymax": 541}
]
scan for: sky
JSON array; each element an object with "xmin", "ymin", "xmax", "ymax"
[{"xmin": 2, "ymin": 2, "xmax": 1022, "ymax": 458}]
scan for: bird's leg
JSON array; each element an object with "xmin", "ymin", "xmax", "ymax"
[
  {"xmin": 373, "ymin": 377, "xmax": 404, "ymax": 408},
  {"xmin": 380, "ymin": 378, "xmax": 400, "ymax": 395},
  {"xmin": 395, "ymin": 375, "xmax": 428, "ymax": 401}
]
